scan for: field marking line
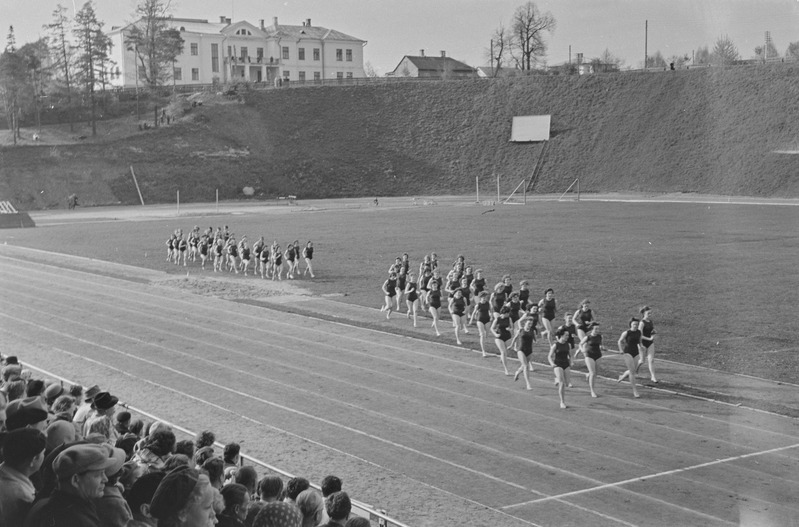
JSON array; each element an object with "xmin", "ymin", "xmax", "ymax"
[
  {"xmin": 5, "ymin": 262, "xmax": 797, "ymax": 450},
  {"xmin": 503, "ymin": 441, "xmax": 799, "ymax": 509}
]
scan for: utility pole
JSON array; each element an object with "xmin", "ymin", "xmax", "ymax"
[
  {"xmin": 644, "ymin": 20, "xmax": 648, "ymax": 70},
  {"xmin": 490, "ymin": 38, "xmax": 494, "ymax": 77}
]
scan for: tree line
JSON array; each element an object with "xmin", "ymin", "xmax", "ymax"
[
  {"xmin": 488, "ymin": 1, "xmax": 799, "ymax": 77},
  {"xmin": 0, "ymin": 0, "xmax": 182, "ymax": 143}
]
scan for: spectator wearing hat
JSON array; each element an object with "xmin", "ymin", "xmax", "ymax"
[
  {"xmin": 253, "ymin": 501, "xmax": 302, "ymax": 527},
  {"xmin": 2, "ymin": 355, "xmax": 19, "ymax": 366},
  {"xmin": 24, "ymin": 442, "xmax": 125, "ymax": 527},
  {"xmin": 319, "ymin": 492, "xmax": 351, "ymax": 527},
  {"xmin": 149, "ymin": 466, "xmax": 217, "ymax": 527},
  {"xmin": 258, "ymin": 475, "xmax": 284, "ymax": 503},
  {"xmin": 26, "ymin": 379, "xmax": 46, "ymax": 400},
  {"xmin": 82, "ymin": 391, "xmax": 119, "ymax": 440},
  {"xmin": 217, "ymin": 482, "xmax": 250, "ymax": 527},
  {"xmin": 296, "ymin": 489, "xmax": 325, "ymax": 527},
  {"xmin": 44, "ymin": 383, "xmax": 65, "ymax": 409},
  {"xmin": 73, "ymin": 385, "xmax": 101, "ymax": 432},
  {"xmin": 6, "ymin": 396, "xmax": 49, "ymax": 432},
  {"xmin": 0, "ymin": 429, "xmax": 46, "ymax": 526},
  {"xmin": 125, "ymin": 470, "xmax": 165, "ymax": 526},
  {"xmin": 284, "ymin": 477, "xmax": 310, "ymax": 504},
  {"xmin": 114, "ymin": 410, "xmax": 131, "ymax": 436}
]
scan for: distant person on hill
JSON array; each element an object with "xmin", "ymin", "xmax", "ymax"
[
  {"xmin": 67, "ymin": 194, "xmax": 79, "ymax": 210},
  {"xmin": 302, "ymin": 241, "xmax": 315, "ymax": 278}
]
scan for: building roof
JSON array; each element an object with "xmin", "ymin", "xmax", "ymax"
[
  {"xmin": 264, "ymin": 24, "xmax": 365, "ymax": 42},
  {"xmin": 392, "ymin": 55, "xmax": 475, "ymax": 74}
]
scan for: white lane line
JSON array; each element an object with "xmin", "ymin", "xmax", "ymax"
[
  {"xmin": 0, "ymin": 290, "xmax": 760, "ymax": 525},
  {"xmin": 503, "ymin": 442, "xmax": 799, "ymax": 509},
  {"xmin": 4, "ymin": 260, "xmax": 797, "ymax": 453}
]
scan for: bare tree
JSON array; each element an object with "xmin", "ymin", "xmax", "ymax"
[
  {"xmin": 488, "ymin": 23, "xmax": 513, "ymax": 76},
  {"xmin": 126, "ymin": 0, "xmax": 184, "ymax": 88},
  {"xmin": 510, "ymin": 2, "xmax": 556, "ymax": 71},
  {"xmin": 711, "ymin": 35, "xmax": 739, "ymax": 66},
  {"xmin": 598, "ymin": 48, "xmax": 624, "ymax": 69},
  {"xmin": 646, "ymin": 50, "xmax": 667, "ymax": 69},
  {"xmin": 364, "ymin": 61, "xmax": 379, "ymax": 78}
]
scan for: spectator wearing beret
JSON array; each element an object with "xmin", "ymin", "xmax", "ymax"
[
  {"xmin": 24, "ymin": 442, "xmax": 125, "ymax": 527},
  {"xmin": 125, "ymin": 470, "xmax": 165, "ymax": 527},
  {"xmin": 253, "ymin": 501, "xmax": 303, "ymax": 527},
  {"xmin": 72, "ymin": 384, "xmax": 101, "ymax": 433},
  {"xmin": 296, "ymin": 489, "xmax": 325, "ymax": 527},
  {"xmin": 149, "ymin": 466, "xmax": 217, "ymax": 527},
  {"xmin": 319, "ymin": 492, "xmax": 352, "ymax": 527},
  {"xmin": 0, "ymin": 429, "xmax": 46, "ymax": 526},
  {"xmin": 6, "ymin": 396, "xmax": 49, "ymax": 432}
]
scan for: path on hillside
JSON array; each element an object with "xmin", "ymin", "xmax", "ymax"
[{"xmin": 1, "ymin": 245, "xmax": 798, "ymax": 527}]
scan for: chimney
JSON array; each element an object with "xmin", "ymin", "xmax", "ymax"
[
  {"xmin": 219, "ymin": 16, "xmax": 226, "ymax": 23},
  {"xmin": 306, "ymin": 18, "xmax": 311, "ymax": 27},
  {"xmin": 260, "ymin": 19, "xmax": 264, "ymax": 29},
  {"xmin": 226, "ymin": 17, "xmax": 231, "ymax": 24},
  {"xmin": 273, "ymin": 16, "xmax": 278, "ymax": 26},
  {"xmin": 419, "ymin": 49, "xmax": 425, "ymax": 57},
  {"xmin": 440, "ymin": 50, "xmax": 446, "ymax": 58}
]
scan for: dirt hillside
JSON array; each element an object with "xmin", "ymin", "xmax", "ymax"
[{"xmin": 1, "ymin": 64, "xmax": 798, "ymax": 209}]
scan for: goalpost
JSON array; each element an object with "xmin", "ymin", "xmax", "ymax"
[
  {"xmin": 474, "ymin": 175, "xmax": 528, "ymax": 206},
  {"xmin": 558, "ymin": 178, "xmax": 581, "ymax": 201}
]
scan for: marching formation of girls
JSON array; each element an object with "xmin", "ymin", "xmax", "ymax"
[
  {"xmin": 165, "ymin": 226, "xmax": 316, "ymax": 279},
  {"xmin": 381, "ymin": 252, "xmax": 658, "ymax": 409}
]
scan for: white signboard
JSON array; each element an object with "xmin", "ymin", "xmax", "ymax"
[{"xmin": 511, "ymin": 115, "xmax": 551, "ymax": 142}]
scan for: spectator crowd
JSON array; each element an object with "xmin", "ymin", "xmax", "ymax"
[{"xmin": 0, "ymin": 354, "xmax": 369, "ymax": 527}]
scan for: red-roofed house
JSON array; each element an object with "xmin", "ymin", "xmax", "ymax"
[
  {"xmin": 389, "ymin": 50, "xmax": 476, "ymax": 79},
  {"xmin": 109, "ymin": 16, "xmax": 366, "ymax": 87}
]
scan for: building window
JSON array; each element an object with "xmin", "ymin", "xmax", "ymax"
[
  {"xmin": 336, "ymin": 49, "xmax": 343, "ymax": 61},
  {"xmin": 211, "ymin": 44, "xmax": 219, "ymax": 72},
  {"xmin": 299, "ymin": 48, "xmax": 305, "ymax": 60},
  {"xmin": 299, "ymin": 71, "xmax": 305, "ymax": 82},
  {"xmin": 346, "ymin": 49, "xmax": 352, "ymax": 62},
  {"xmin": 192, "ymin": 68, "xmax": 199, "ymax": 81},
  {"xmin": 174, "ymin": 67, "xmax": 182, "ymax": 80},
  {"xmin": 241, "ymin": 46, "xmax": 248, "ymax": 60},
  {"xmin": 313, "ymin": 48, "xmax": 320, "ymax": 61},
  {"xmin": 283, "ymin": 70, "xmax": 289, "ymax": 79},
  {"xmin": 313, "ymin": 71, "xmax": 321, "ymax": 82},
  {"xmin": 257, "ymin": 47, "xmax": 263, "ymax": 60},
  {"xmin": 336, "ymin": 72, "xmax": 343, "ymax": 79},
  {"xmin": 190, "ymin": 43, "xmax": 198, "ymax": 56},
  {"xmin": 282, "ymin": 47, "xmax": 289, "ymax": 60},
  {"xmin": 346, "ymin": 72, "xmax": 353, "ymax": 79}
]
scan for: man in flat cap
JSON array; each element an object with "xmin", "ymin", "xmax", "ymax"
[
  {"xmin": 23, "ymin": 442, "xmax": 125, "ymax": 527},
  {"xmin": 0, "ymin": 429, "xmax": 47, "ymax": 526},
  {"xmin": 149, "ymin": 465, "xmax": 218, "ymax": 527}
]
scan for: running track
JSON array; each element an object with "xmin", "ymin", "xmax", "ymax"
[{"xmin": 1, "ymin": 246, "xmax": 798, "ymax": 527}]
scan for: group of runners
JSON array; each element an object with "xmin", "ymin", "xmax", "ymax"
[
  {"xmin": 382, "ymin": 253, "xmax": 657, "ymax": 409},
  {"xmin": 165, "ymin": 226, "xmax": 315, "ymax": 280}
]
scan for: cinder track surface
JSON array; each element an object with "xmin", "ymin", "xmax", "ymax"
[{"xmin": 1, "ymin": 243, "xmax": 798, "ymax": 527}]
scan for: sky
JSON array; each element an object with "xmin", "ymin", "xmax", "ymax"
[{"xmin": 2, "ymin": 0, "xmax": 798, "ymax": 73}]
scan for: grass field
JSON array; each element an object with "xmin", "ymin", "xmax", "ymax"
[{"xmin": 3, "ymin": 197, "xmax": 798, "ymax": 390}]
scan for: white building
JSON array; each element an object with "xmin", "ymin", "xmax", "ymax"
[{"xmin": 108, "ymin": 16, "xmax": 366, "ymax": 88}]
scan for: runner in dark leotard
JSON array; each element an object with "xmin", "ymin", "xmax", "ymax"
[
  {"xmin": 617, "ymin": 318, "xmax": 642, "ymax": 398},
  {"xmin": 302, "ymin": 241, "xmax": 315, "ymax": 278},
  {"xmin": 489, "ymin": 282, "xmax": 507, "ymax": 320},
  {"xmin": 381, "ymin": 271, "xmax": 398, "ymax": 319},
  {"xmin": 470, "ymin": 269, "xmax": 486, "ymax": 300},
  {"xmin": 548, "ymin": 328, "xmax": 574, "ymax": 409},
  {"xmin": 448, "ymin": 289, "xmax": 469, "ymax": 345},
  {"xmin": 518, "ymin": 280, "xmax": 531, "ymax": 310},
  {"xmin": 458, "ymin": 276, "xmax": 472, "ymax": 320},
  {"xmin": 396, "ymin": 265, "xmax": 407, "ymax": 311},
  {"xmin": 538, "ymin": 288, "xmax": 557, "ymax": 344},
  {"xmin": 510, "ymin": 318, "xmax": 537, "ymax": 390},
  {"xmin": 490, "ymin": 306, "xmax": 513, "ymax": 376},
  {"xmin": 405, "ymin": 272, "xmax": 420, "ymax": 327},
  {"xmin": 638, "ymin": 306, "xmax": 658, "ymax": 382},
  {"xmin": 470, "ymin": 292, "xmax": 492, "ymax": 357},
  {"xmin": 580, "ymin": 322, "xmax": 604, "ymax": 398},
  {"xmin": 573, "ymin": 299, "xmax": 595, "ymax": 355},
  {"xmin": 427, "ymin": 280, "xmax": 443, "ymax": 337}
]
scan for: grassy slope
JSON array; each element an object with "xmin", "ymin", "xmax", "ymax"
[{"xmin": 1, "ymin": 65, "xmax": 798, "ymax": 209}]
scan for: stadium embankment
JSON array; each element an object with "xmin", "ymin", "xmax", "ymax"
[{"xmin": 2, "ymin": 64, "xmax": 798, "ymax": 209}]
